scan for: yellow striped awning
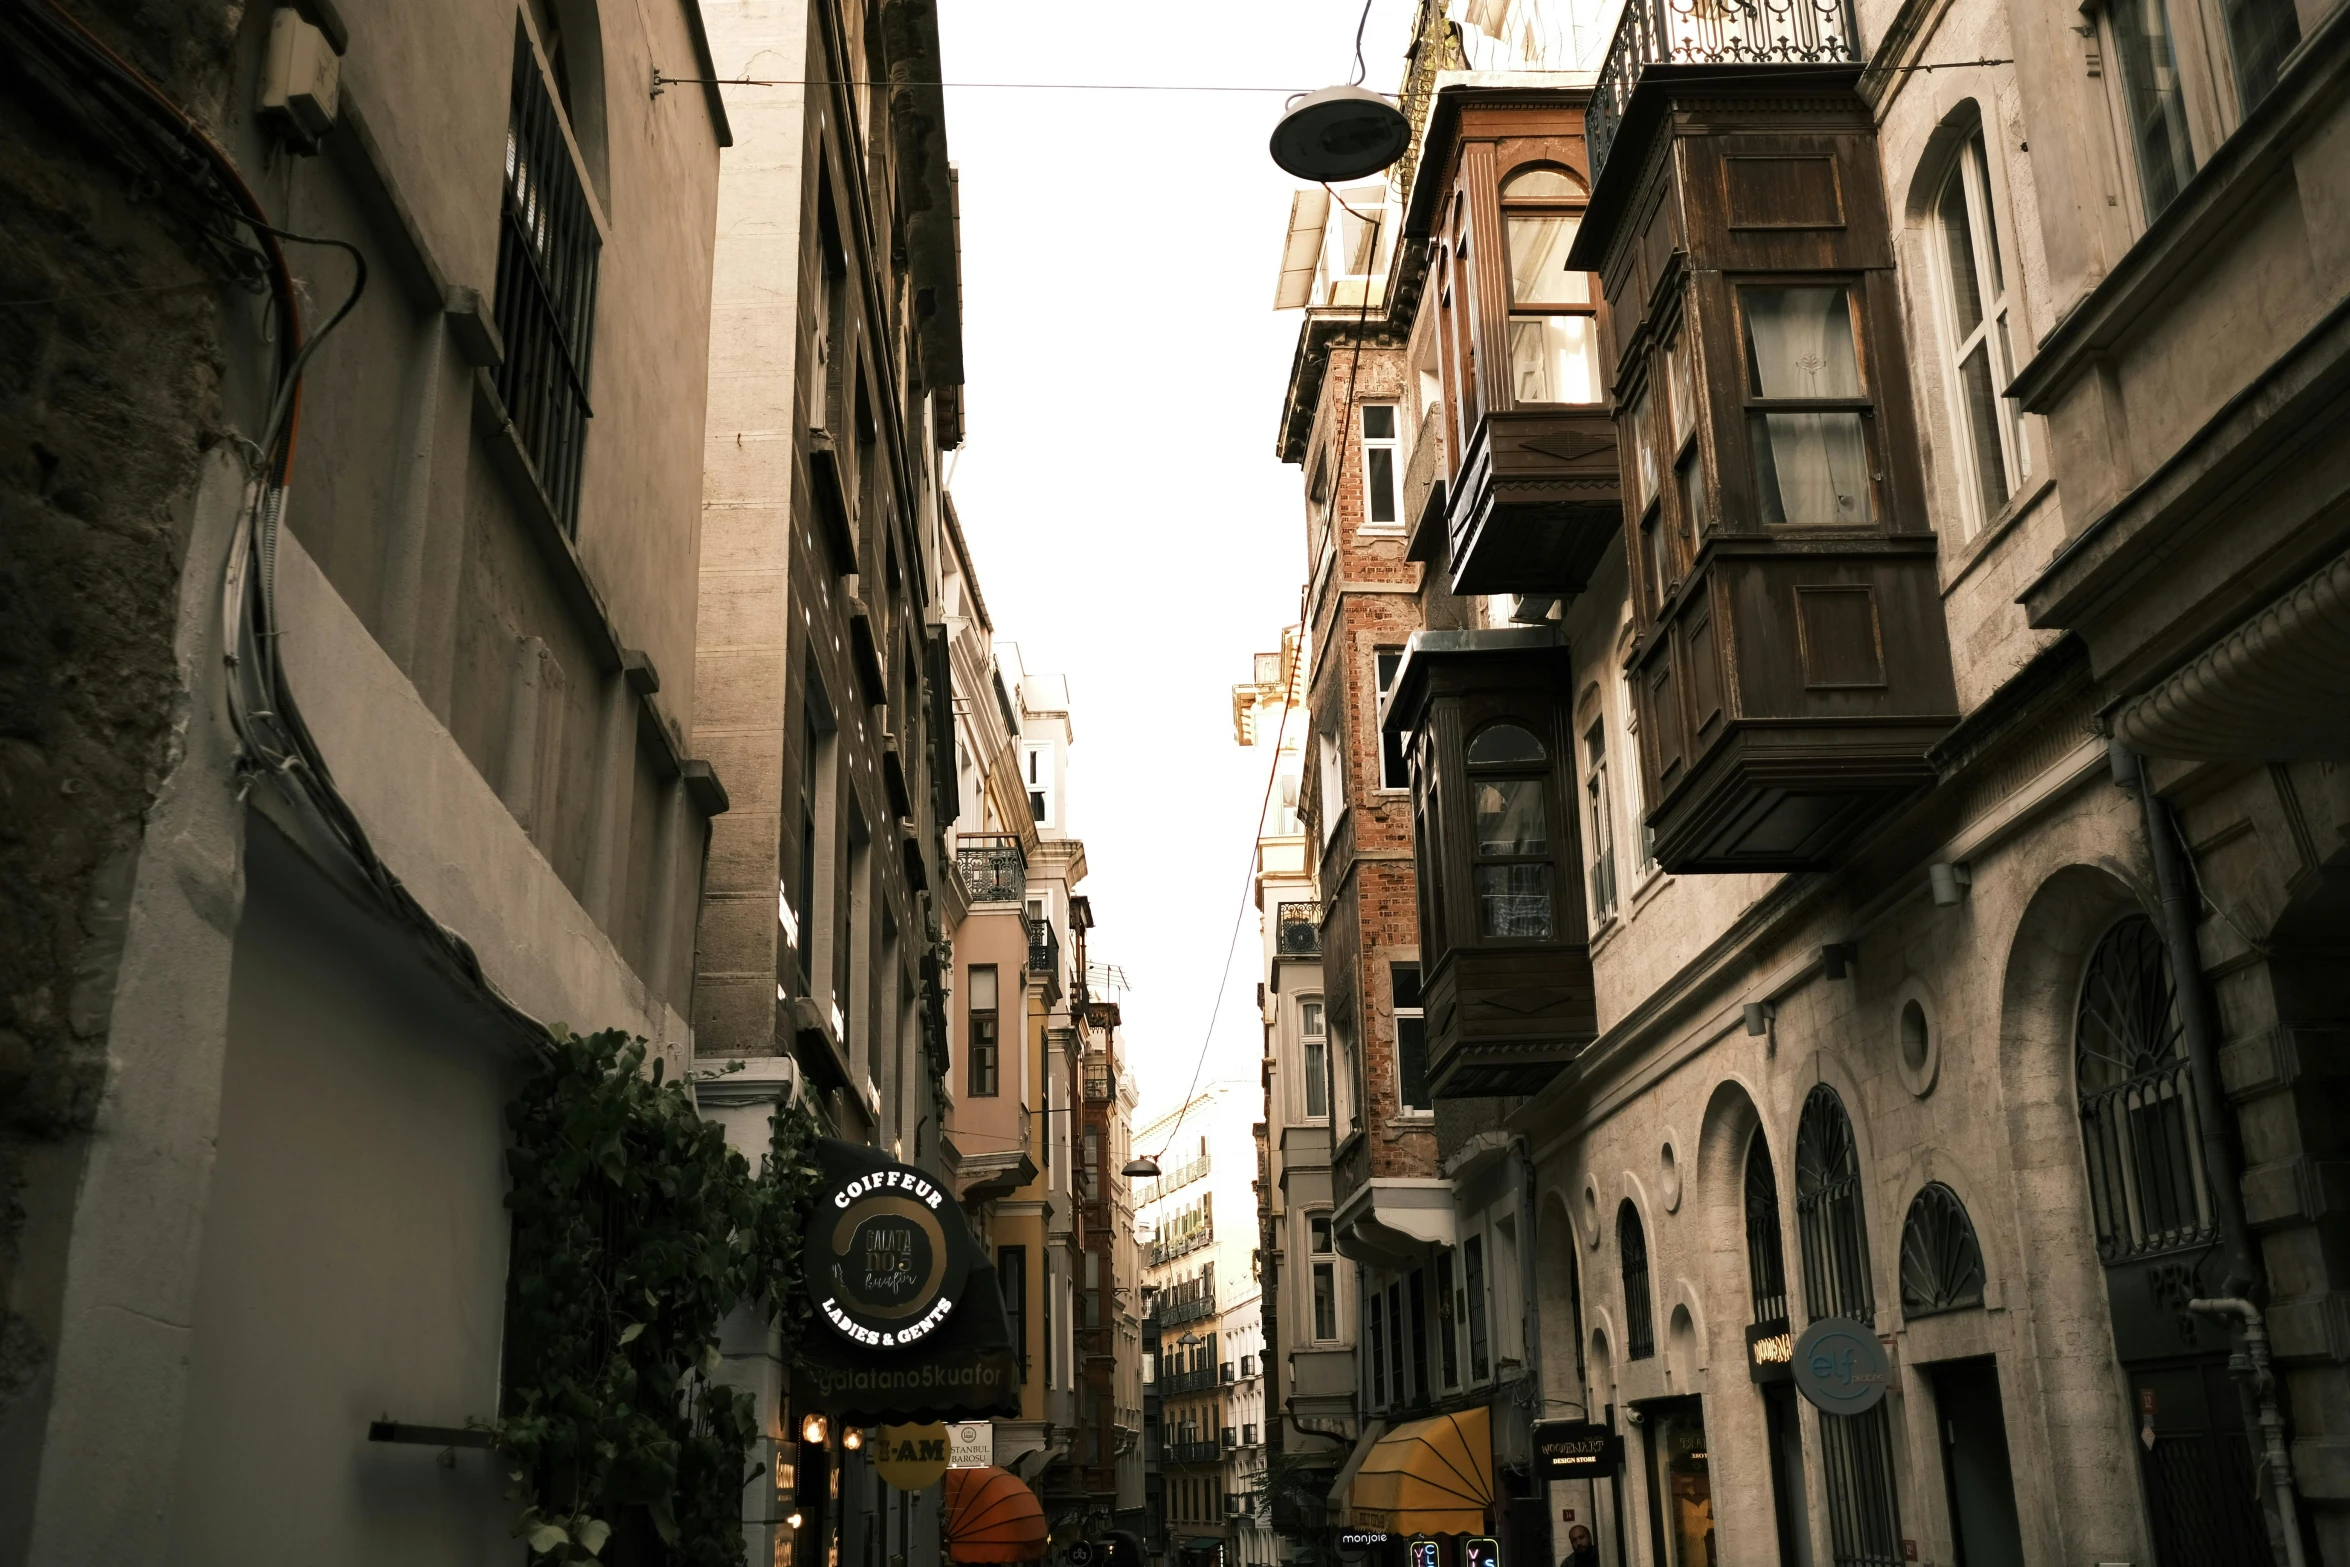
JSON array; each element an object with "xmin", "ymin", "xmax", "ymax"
[{"xmin": 1345, "ymin": 1406, "xmax": 1494, "ymax": 1534}]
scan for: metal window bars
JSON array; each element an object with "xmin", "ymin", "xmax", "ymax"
[
  {"xmin": 1618, "ymin": 1201, "xmax": 1656, "ymax": 1360},
  {"xmin": 1744, "ymin": 1131, "xmax": 1789, "ymax": 1325},
  {"xmin": 1897, "ymin": 1181, "xmax": 1986, "ymax": 1317},
  {"xmin": 495, "ymin": 21, "xmax": 598, "ymax": 534},
  {"xmin": 1795, "ymin": 1083, "xmax": 1876, "ymax": 1322},
  {"xmin": 2074, "ymin": 915, "xmax": 2217, "ymax": 1263},
  {"xmin": 1586, "ymin": 0, "xmax": 1864, "ymax": 179}
]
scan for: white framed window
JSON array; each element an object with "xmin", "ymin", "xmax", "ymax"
[
  {"xmin": 1373, "ymin": 650, "xmax": 1409, "ymax": 790},
  {"xmin": 1930, "ymin": 126, "xmax": 2027, "ymax": 535},
  {"xmin": 1584, "ymin": 720, "xmax": 1619, "ymax": 921},
  {"xmin": 1392, "ymin": 963, "xmax": 1429, "ymax": 1115},
  {"xmin": 1301, "ymin": 997, "xmax": 1329, "ymax": 1120},
  {"xmin": 1315, "ymin": 730, "xmax": 1346, "ymax": 847},
  {"xmin": 1359, "ymin": 404, "xmax": 1401, "ymax": 530},
  {"xmin": 1025, "ymin": 744, "xmax": 1053, "ymax": 826}
]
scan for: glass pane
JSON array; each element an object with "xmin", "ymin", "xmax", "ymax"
[
  {"xmin": 1304, "ymin": 1040, "xmax": 1328, "ymax": 1118},
  {"xmin": 1391, "ymin": 963, "xmax": 1423, "ymax": 1011},
  {"xmin": 1674, "ymin": 446, "xmax": 1705, "ymax": 546},
  {"xmin": 1650, "ymin": 1407, "xmax": 1716, "ymax": 1567},
  {"xmin": 1743, "ymin": 286, "xmax": 1863, "ymax": 399},
  {"xmin": 1937, "ymin": 164, "xmax": 1984, "ymax": 336},
  {"xmin": 1396, "ymin": 1014, "xmax": 1428, "ymax": 1110},
  {"xmin": 1475, "ymin": 778, "xmax": 1549, "ymax": 854},
  {"xmin": 1366, "ymin": 446, "xmax": 1397, "ymax": 522},
  {"xmin": 1502, "ymin": 166, "xmax": 1585, "ymax": 198},
  {"xmin": 2224, "ymin": 0, "xmax": 2300, "ymax": 115},
  {"xmin": 1475, "ymin": 863, "xmax": 1555, "ymax": 938},
  {"xmin": 1748, "ymin": 411, "xmax": 1873, "ymax": 526},
  {"xmin": 1643, "ymin": 508, "xmax": 1669, "ymax": 605},
  {"xmin": 2110, "ymin": 0, "xmax": 2198, "ymax": 216},
  {"xmin": 1507, "ymin": 316, "xmax": 1600, "ymax": 404},
  {"xmin": 1958, "ymin": 340, "xmax": 2010, "ymax": 516},
  {"xmin": 1631, "ymin": 391, "xmax": 1659, "ymax": 504},
  {"xmin": 1361, "ymin": 403, "xmax": 1396, "ymax": 439},
  {"xmin": 1667, "ymin": 335, "xmax": 1695, "ymax": 443},
  {"xmin": 1506, "ymin": 216, "xmax": 1589, "ymax": 305},
  {"xmin": 1467, "ymin": 722, "xmax": 1546, "ymax": 765},
  {"xmin": 1969, "ymin": 134, "xmax": 2004, "ymax": 295}
]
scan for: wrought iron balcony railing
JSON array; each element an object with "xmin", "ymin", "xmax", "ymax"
[
  {"xmin": 956, "ymin": 835, "xmax": 1026, "ymax": 904},
  {"xmin": 1154, "ymin": 1287, "xmax": 1216, "ymax": 1327},
  {"xmin": 1150, "ymin": 1225, "xmax": 1213, "ymax": 1266},
  {"xmin": 1274, "ymin": 901, "xmax": 1323, "ymax": 957},
  {"xmin": 1160, "ymin": 1365, "xmax": 1218, "ymax": 1395},
  {"xmin": 1029, "ymin": 916, "xmax": 1059, "ymax": 980},
  {"xmin": 1587, "ymin": 0, "xmax": 1862, "ymax": 178},
  {"xmin": 1167, "ymin": 1440, "xmax": 1224, "ymax": 1467},
  {"xmin": 1084, "ymin": 1065, "xmax": 1116, "ymax": 1102}
]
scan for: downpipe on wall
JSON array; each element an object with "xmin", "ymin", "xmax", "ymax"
[
  {"xmin": 2189, "ymin": 1297, "xmax": 2309, "ymax": 1567},
  {"xmin": 2117, "ymin": 742, "xmax": 2294, "ymax": 1566}
]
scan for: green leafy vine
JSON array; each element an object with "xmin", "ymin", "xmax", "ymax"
[{"xmin": 494, "ymin": 1026, "xmax": 826, "ymax": 1565}]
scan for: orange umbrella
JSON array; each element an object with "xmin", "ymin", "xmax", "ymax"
[{"xmin": 942, "ymin": 1466, "xmax": 1049, "ymax": 1563}]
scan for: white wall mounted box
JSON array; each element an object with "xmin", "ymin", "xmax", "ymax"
[{"xmin": 258, "ymin": 8, "xmax": 340, "ymax": 145}]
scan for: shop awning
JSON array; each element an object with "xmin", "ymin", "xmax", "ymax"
[
  {"xmin": 1342, "ymin": 1406, "xmax": 1494, "ymax": 1534},
  {"xmin": 942, "ymin": 1465, "xmax": 1049, "ymax": 1563}
]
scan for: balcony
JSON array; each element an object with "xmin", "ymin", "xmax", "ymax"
[
  {"xmin": 1155, "ymin": 1285, "xmax": 1216, "ymax": 1328},
  {"xmin": 1586, "ymin": 0, "xmax": 1863, "ymax": 182},
  {"xmin": 1167, "ymin": 1441, "xmax": 1224, "ymax": 1467},
  {"xmin": 1445, "ymin": 409, "xmax": 1623, "ymax": 597},
  {"xmin": 1139, "ymin": 1153, "xmax": 1211, "ymax": 1205},
  {"xmin": 1382, "ymin": 632, "xmax": 1598, "ymax": 1097},
  {"xmin": 1160, "ymin": 1365, "xmax": 1219, "ymax": 1395},
  {"xmin": 1083, "ymin": 1064, "xmax": 1116, "ymax": 1102},
  {"xmin": 956, "ymin": 834, "xmax": 1025, "ymax": 904},
  {"xmin": 1028, "ymin": 916, "xmax": 1059, "ymax": 981},
  {"xmin": 1150, "ymin": 1225, "xmax": 1214, "ymax": 1266},
  {"xmin": 1273, "ymin": 901, "xmax": 1322, "ymax": 957}
]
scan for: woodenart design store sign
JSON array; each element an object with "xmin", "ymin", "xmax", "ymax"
[{"xmin": 795, "ymin": 1139, "xmax": 1021, "ymax": 1423}]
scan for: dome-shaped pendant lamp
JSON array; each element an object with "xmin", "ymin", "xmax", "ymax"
[{"xmin": 1270, "ymin": 84, "xmax": 1410, "ymax": 182}]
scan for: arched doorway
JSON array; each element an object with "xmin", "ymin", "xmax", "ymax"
[
  {"xmin": 1744, "ymin": 1131, "xmax": 1811, "ymax": 1567},
  {"xmin": 2073, "ymin": 915, "xmax": 2267, "ymax": 1565}
]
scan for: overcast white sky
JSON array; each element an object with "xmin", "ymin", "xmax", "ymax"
[{"xmin": 935, "ymin": 1, "xmax": 1416, "ymax": 1131}]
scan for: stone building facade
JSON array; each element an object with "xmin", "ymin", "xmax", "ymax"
[{"xmin": 1257, "ymin": 2, "xmax": 2350, "ymax": 1566}]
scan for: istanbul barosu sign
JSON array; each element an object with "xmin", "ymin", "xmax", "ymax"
[
  {"xmin": 820, "ymin": 1164, "xmax": 970, "ymax": 1349},
  {"xmin": 1791, "ymin": 1317, "xmax": 1892, "ymax": 1414}
]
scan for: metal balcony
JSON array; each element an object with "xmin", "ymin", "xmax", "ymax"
[
  {"xmin": 1028, "ymin": 916, "xmax": 1059, "ymax": 980},
  {"xmin": 1167, "ymin": 1440, "xmax": 1224, "ymax": 1467},
  {"xmin": 1160, "ymin": 1366, "xmax": 1219, "ymax": 1395},
  {"xmin": 1084, "ymin": 1065, "xmax": 1116, "ymax": 1102},
  {"xmin": 1274, "ymin": 901, "xmax": 1322, "ymax": 957},
  {"xmin": 956, "ymin": 834, "xmax": 1025, "ymax": 904},
  {"xmin": 1587, "ymin": 0, "xmax": 1861, "ymax": 178}
]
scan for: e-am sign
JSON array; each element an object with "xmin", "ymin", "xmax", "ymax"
[{"xmin": 1791, "ymin": 1317, "xmax": 1892, "ymax": 1414}]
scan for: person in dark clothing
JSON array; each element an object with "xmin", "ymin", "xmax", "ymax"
[{"xmin": 1561, "ymin": 1523, "xmax": 1600, "ymax": 1567}]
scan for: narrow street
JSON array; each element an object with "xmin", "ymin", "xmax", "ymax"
[{"xmin": 3, "ymin": 1, "xmax": 2348, "ymax": 1565}]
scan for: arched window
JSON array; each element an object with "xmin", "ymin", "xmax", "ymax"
[
  {"xmin": 1898, "ymin": 1182, "xmax": 1986, "ymax": 1316},
  {"xmin": 1467, "ymin": 723, "xmax": 1554, "ymax": 938},
  {"xmin": 1618, "ymin": 1200, "xmax": 1655, "ymax": 1360},
  {"xmin": 1794, "ymin": 1083, "xmax": 1874, "ymax": 1322},
  {"xmin": 1744, "ymin": 1131, "xmax": 1789, "ymax": 1326},
  {"xmin": 2076, "ymin": 915, "xmax": 2214, "ymax": 1262},
  {"xmin": 1501, "ymin": 166, "xmax": 1599, "ymax": 404},
  {"xmin": 1928, "ymin": 118, "xmax": 2026, "ymax": 534}
]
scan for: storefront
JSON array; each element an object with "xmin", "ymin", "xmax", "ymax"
[{"xmin": 1337, "ymin": 1406, "xmax": 1495, "ymax": 1537}]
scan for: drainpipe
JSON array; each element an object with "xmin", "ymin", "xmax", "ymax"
[
  {"xmin": 2191, "ymin": 1298, "xmax": 2309, "ymax": 1567},
  {"xmin": 2121, "ymin": 745, "xmax": 2289, "ymax": 1562},
  {"xmin": 2120, "ymin": 745, "xmax": 2261, "ymax": 1298}
]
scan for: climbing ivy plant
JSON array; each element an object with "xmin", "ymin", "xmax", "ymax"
[{"xmin": 495, "ymin": 1026, "xmax": 827, "ymax": 1566}]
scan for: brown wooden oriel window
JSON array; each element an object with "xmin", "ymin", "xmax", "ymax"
[
  {"xmin": 1499, "ymin": 165, "xmax": 1599, "ymax": 406},
  {"xmin": 1737, "ymin": 281, "xmax": 1880, "ymax": 529}
]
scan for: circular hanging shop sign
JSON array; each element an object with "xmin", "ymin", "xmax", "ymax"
[
  {"xmin": 819, "ymin": 1164, "xmax": 969, "ymax": 1349},
  {"xmin": 1791, "ymin": 1317, "xmax": 1892, "ymax": 1414}
]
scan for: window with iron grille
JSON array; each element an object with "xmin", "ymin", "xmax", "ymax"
[
  {"xmin": 1744, "ymin": 1130, "xmax": 1788, "ymax": 1326},
  {"xmin": 1795, "ymin": 1083, "xmax": 1875, "ymax": 1322},
  {"xmin": 1617, "ymin": 1201, "xmax": 1654, "ymax": 1359},
  {"xmin": 2075, "ymin": 914, "xmax": 2213, "ymax": 1263},
  {"xmin": 1898, "ymin": 1182, "xmax": 1986, "ymax": 1317},
  {"xmin": 495, "ymin": 20, "xmax": 599, "ymax": 534}
]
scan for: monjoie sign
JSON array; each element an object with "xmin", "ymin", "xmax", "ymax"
[{"xmin": 819, "ymin": 1162, "xmax": 969, "ymax": 1349}]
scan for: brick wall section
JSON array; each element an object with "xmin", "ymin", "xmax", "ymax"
[{"xmin": 1301, "ymin": 341, "xmax": 1437, "ymax": 1191}]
